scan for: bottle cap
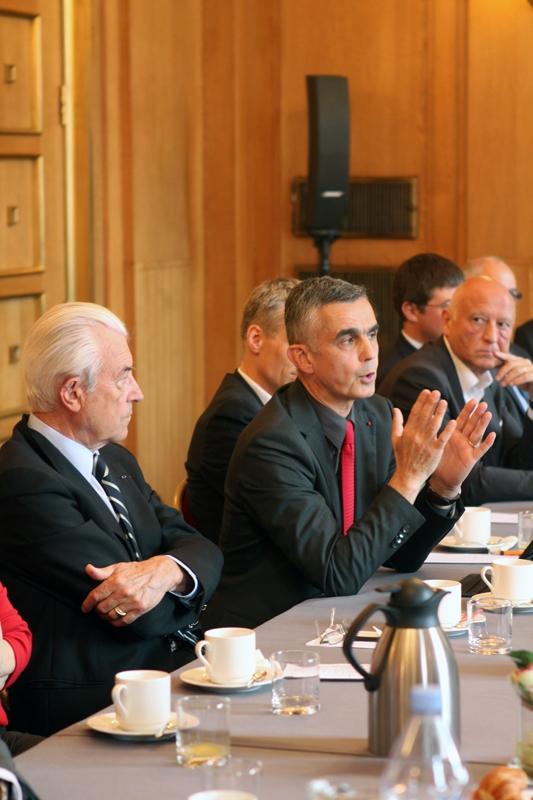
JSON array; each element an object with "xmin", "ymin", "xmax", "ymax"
[{"xmin": 409, "ymin": 684, "xmax": 442, "ymax": 714}]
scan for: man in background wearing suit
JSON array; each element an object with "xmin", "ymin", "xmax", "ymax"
[
  {"xmin": 379, "ymin": 276, "xmax": 533, "ymax": 504},
  {"xmin": 0, "ymin": 303, "xmax": 223, "ymax": 736},
  {"xmin": 376, "ymin": 253, "xmax": 464, "ymax": 388},
  {"xmin": 186, "ymin": 277, "xmax": 299, "ymax": 543},
  {"xmin": 464, "ymin": 255, "xmax": 530, "ymax": 420},
  {"xmin": 201, "ymin": 277, "xmax": 493, "ymax": 630}
]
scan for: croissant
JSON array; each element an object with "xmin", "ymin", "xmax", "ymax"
[{"xmin": 473, "ymin": 766, "xmax": 528, "ymax": 800}]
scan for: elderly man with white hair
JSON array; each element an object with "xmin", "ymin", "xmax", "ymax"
[{"xmin": 0, "ymin": 303, "xmax": 222, "ymax": 736}]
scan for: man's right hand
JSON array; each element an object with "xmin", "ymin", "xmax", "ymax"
[{"xmin": 388, "ymin": 389, "xmax": 457, "ymax": 503}]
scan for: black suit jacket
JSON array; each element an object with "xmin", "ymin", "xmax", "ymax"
[
  {"xmin": 185, "ymin": 371, "xmax": 263, "ymax": 543},
  {"xmin": 201, "ymin": 379, "xmax": 459, "ymax": 630},
  {"xmin": 515, "ymin": 319, "xmax": 533, "ymax": 360},
  {"xmin": 376, "ymin": 333, "xmax": 416, "ymax": 389},
  {"xmin": 378, "ymin": 337, "xmax": 533, "ymax": 504},
  {"xmin": 0, "ymin": 418, "xmax": 223, "ymax": 736}
]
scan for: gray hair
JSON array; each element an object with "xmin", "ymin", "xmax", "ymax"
[
  {"xmin": 285, "ymin": 277, "xmax": 367, "ymax": 348},
  {"xmin": 240, "ymin": 277, "xmax": 300, "ymax": 342},
  {"xmin": 22, "ymin": 302, "xmax": 129, "ymax": 412}
]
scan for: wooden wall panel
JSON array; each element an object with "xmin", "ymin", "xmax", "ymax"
[{"xmin": 467, "ymin": 0, "xmax": 533, "ymax": 326}]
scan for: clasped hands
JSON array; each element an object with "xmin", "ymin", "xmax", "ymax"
[
  {"xmin": 82, "ymin": 556, "xmax": 191, "ymax": 626},
  {"xmin": 388, "ymin": 389, "xmax": 496, "ymax": 504}
]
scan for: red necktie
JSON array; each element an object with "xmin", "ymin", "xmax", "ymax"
[{"xmin": 341, "ymin": 420, "xmax": 355, "ymax": 536}]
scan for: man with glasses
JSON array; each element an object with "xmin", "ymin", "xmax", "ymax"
[
  {"xmin": 379, "ymin": 276, "xmax": 533, "ymax": 505},
  {"xmin": 376, "ymin": 253, "xmax": 464, "ymax": 388}
]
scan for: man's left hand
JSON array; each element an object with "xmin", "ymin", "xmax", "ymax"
[
  {"xmin": 494, "ymin": 350, "xmax": 533, "ymax": 397},
  {"xmin": 430, "ymin": 398, "xmax": 496, "ymax": 498},
  {"xmin": 81, "ymin": 557, "xmax": 191, "ymax": 626}
]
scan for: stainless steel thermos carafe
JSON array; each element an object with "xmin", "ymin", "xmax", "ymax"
[{"xmin": 342, "ymin": 578, "xmax": 460, "ymax": 756}]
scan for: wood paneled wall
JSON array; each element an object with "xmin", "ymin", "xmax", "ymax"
[{"xmin": 78, "ymin": 0, "xmax": 533, "ymax": 502}]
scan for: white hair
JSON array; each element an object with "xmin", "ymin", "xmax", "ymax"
[{"xmin": 22, "ymin": 302, "xmax": 129, "ymax": 413}]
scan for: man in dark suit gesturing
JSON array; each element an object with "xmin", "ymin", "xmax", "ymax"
[
  {"xmin": 186, "ymin": 278, "xmax": 299, "ymax": 543},
  {"xmin": 201, "ymin": 278, "xmax": 493, "ymax": 630},
  {"xmin": 0, "ymin": 303, "xmax": 223, "ymax": 736},
  {"xmin": 379, "ymin": 276, "xmax": 533, "ymax": 504}
]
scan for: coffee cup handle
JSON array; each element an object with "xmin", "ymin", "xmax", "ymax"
[
  {"xmin": 111, "ymin": 684, "xmax": 128, "ymax": 718},
  {"xmin": 480, "ymin": 566, "xmax": 493, "ymax": 593},
  {"xmin": 194, "ymin": 640, "xmax": 212, "ymax": 674}
]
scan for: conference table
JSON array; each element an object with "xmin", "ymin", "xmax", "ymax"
[{"xmin": 14, "ymin": 502, "xmax": 532, "ymax": 800}]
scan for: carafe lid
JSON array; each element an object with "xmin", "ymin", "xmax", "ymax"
[{"xmin": 376, "ymin": 577, "xmax": 444, "ymax": 628}]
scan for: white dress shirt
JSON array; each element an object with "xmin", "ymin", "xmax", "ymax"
[
  {"xmin": 401, "ymin": 330, "xmax": 423, "ymax": 350},
  {"xmin": 237, "ymin": 368, "xmax": 272, "ymax": 405},
  {"xmin": 27, "ymin": 414, "xmax": 197, "ymax": 598}
]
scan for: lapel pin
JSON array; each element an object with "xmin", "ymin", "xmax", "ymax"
[
  {"xmin": 366, "ymin": 421, "xmax": 372, "ymax": 426},
  {"xmin": 120, "ymin": 474, "xmax": 131, "ymax": 479}
]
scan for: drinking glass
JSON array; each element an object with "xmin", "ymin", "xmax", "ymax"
[
  {"xmin": 270, "ymin": 650, "xmax": 320, "ymax": 715},
  {"xmin": 176, "ymin": 695, "xmax": 230, "ymax": 767},
  {"xmin": 467, "ymin": 596, "xmax": 512, "ymax": 655},
  {"xmin": 519, "ymin": 510, "xmax": 533, "ymax": 551}
]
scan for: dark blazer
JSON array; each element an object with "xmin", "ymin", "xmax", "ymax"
[
  {"xmin": 201, "ymin": 379, "xmax": 459, "ymax": 630},
  {"xmin": 378, "ymin": 337, "xmax": 533, "ymax": 504},
  {"xmin": 0, "ymin": 418, "xmax": 223, "ymax": 736},
  {"xmin": 185, "ymin": 371, "xmax": 263, "ymax": 543},
  {"xmin": 515, "ymin": 319, "xmax": 533, "ymax": 360},
  {"xmin": 376, "ymin": 332, "xmax": 416, "ymax": 389},
  {"xmin": 504, "ymin": 342, "xmax": 531, "ymax": 424}
]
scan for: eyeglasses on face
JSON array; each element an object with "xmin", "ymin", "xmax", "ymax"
[
  {"xmin": 424, "ymin": 300, "xmax": 451, "ymax": 310},
  {"xmin": 509, "ymin": 288, "xmax": 523, "ymax": 301}
]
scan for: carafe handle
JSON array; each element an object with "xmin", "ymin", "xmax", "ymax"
[{"xmin": 342, "ymin": 603, "xmax": 395, "ymax": 692}]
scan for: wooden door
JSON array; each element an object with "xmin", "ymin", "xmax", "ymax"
[{"xmin": 0, "ymin": 0, "xmax": 67, "ymax": 443}]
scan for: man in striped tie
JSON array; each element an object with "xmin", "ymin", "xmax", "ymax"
[{"xmin": 0, "ymin": 303, "xmax": 223, "ymax": 736}]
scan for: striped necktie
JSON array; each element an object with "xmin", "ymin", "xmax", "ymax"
[{"xmin": 92, "ymin": 453, "xmax": 142, "ymax": 561}]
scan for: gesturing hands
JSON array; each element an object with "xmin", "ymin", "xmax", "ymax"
[
  {"xmin": 388, "ymin": 390, "xmax": 495, "ymax": 504},
  {"xmin": 82, "ymin": 556, "xmax": 191, "ymax": 626},
  {"xmin": 430, "ymin": 398, "xmax": 496, "ymax": 497}
]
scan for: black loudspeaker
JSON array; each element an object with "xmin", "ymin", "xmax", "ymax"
[{"xmin": 306, "ymin": 75, "xmax": 350, "ymax": 233}]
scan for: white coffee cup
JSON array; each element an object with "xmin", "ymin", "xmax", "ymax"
[
  {"xmin": 481, "ymin": 557, "xmax": 533, "ymax": 603},
  {"xmin": 111, "ymin": 669, "xmax": 170, "ymax": 733},
  {"xmin": 195, "ymin": 628, "xmax": 256, "ymax": 686},
  {"xmin": 453, "ymin": 506, "xmax": 491, "ymax": 545},
  {"xmin": 424, "ymin": 579, "xmax": 462, "ymax": 627}
]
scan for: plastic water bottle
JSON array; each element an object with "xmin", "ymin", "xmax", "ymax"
[{"xmin": 380, "ymin": 684, "xmax": 469, "ymax": 800}]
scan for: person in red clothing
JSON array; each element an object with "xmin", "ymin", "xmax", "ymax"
[{"xmin": 0, "ymin": 583, "xmax": 42, "ymax": 755}]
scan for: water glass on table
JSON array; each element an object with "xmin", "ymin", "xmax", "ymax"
[
  {"xmin": 519, "ymin": 510, "xmax": 533, "ymax": 551},
  {"xmin": 176, "ymin": 695, "xmax": 230, "ymax": 767},
  {"xmin": 270, "ymin": 650, "xmax": 320, "ymax": 715},
  {"xmin": 467, "ymin": 596, "xmax": 512, "ymax": 655}
]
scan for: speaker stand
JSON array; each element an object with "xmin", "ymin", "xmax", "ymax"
[{"xmin": 311, "ymin": 231, "xmax": 341, "ymax": 277}]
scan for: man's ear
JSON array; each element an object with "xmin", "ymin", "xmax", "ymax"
[
  {"xmin": 287, "ymin": 343, "xmax": 314, "ymax": 375},
  {"xmin": 401, "ymin": 301, "xmax": 422, "ymax": 323},
  {"xmin": 441, "ymin": 308, "xmax": 451, "ymax": 336},
  {"xmin": 58, "ymin": 376, "xmax": 84, "ymax": 413},
  {"xmin": 246, "ymin": 324, "xmax": 264, "ymax": 356}
]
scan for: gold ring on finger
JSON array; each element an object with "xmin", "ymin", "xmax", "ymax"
[
  {"xmin": 467, "ymin": 439, "xmax": 477, "ymax": 449},
  {"xmin": 114, "ymin": 606, "xmax": 127, "ymax": 617}
]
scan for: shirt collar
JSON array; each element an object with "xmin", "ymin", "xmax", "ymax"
[
  {"xmin": 27, "ymin": 413, "xmax": 95, "ymax": 482},
  {"xmin": 306, "ymin": 391, "xmax": 355, "ymax": 453},
  {"xmin": 237, "ymin": 368, "xmax": 272, "ymax": 405},
  {"xmin": 401, "ymin": 330, "xmax": 423, "ymax": 350},
  {"xmin": 443, "ymin": 336, "xmax": 493, "ymax": 401}
]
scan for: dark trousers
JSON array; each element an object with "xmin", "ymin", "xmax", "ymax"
[{"xmin": 0, "ymin": 727, "xmax": 43, "ymax": 756}]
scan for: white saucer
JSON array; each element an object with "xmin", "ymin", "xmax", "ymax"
[
  {"xmin": 470, "ymin": 592, "xmax": 533, "ymax": 613},
  {"xmin": 86, "ymin": 711, "xmax": 186, "ymax": 741},
  {"xmin": 439, "ymin": 535, "xmax": 517, "ymax": 553},
  {"xmin": 441, "ymin": 623, "xmax": 468, "ymax": 637},
  {"xmin": 179, "ymin": 666, "xmax": 273, "ymax": 693}
]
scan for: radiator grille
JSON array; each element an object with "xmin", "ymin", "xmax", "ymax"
[{"xmin": 292, "ymin": 177, "xmax": 418, "ymax": 239}]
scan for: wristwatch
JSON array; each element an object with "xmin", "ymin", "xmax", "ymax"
[{"xmin": 426, "ymin": 484, "xmax": 461, "ymax": 507}]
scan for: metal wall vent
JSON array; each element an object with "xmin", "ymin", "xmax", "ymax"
[{"xmin": 292, "ymin": 177, "xmax": 418, "ymax": 239}]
